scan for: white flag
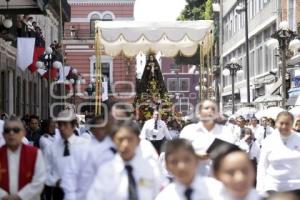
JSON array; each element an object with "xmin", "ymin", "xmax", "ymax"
[
  {"xmin": 57, "ymin": 66, "xmax": 71, "ymax": 83},
  {"xmin": 37, "ymin": 68, "xmax": 47, "ymax": 76},
  {"xmin": 102, "ymin": 81, "xmax": 108, "ymax": 101},
  {"xmin": 16, "ymin": 38, "xmax": 35, "ymax": 71}
]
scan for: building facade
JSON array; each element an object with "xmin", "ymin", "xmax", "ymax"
[
  {"xmin": 220, "ymin": 0, "xmax": 300, "ymax": 113},
  {"xmin": 0, "ymin": 0, "xmax": 70, "ymax": 118},
  {"xmin": 63, "ymin": 0, "xmax": 136, "ymax": 114}
]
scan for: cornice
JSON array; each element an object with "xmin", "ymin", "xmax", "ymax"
[{"xmin": 68, "ymin": 0, "xmax": 135, "ymax": 5}]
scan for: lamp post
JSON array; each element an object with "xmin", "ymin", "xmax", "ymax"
[
  {"xmin": 86, "ymin": 78, "xmax": 95, "ymax": 114},
  {"xmin": 268, "ymin": 21, "xmax": 300, "ymax": 108},
  {"xmin": 36, "ymin": 47, "xmax": 62, "ymax": 119},
  {"xmin": 223, "ymin": 58, "xmax": 242, "ymax": 114},
  {"xmin": 69, "ymin": 68, "xmax": 85, "ymax": 113},
  {"xmin": 236, "ymin": 0, "xmax": 250, "ymax": 104}
]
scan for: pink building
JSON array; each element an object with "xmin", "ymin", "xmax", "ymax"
[{"xmin": 63, "ymin": 0, "xmax": 136, "ymax": 111}]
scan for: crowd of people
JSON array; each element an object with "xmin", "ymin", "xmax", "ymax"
[{"xmin": 0, "ymin": 100, "xmax": 300, "ymax": 200}]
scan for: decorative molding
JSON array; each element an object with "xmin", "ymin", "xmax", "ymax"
[
  {"xmin": 68, "ymin": 0, "xmax": 135, "ymax": 5},
  {"xmin": 71, "ymin": 17, "xmax": 134, "ymax": 23},
  {"xmin": 66, "ymin": 45, "xmax": 90, "ymax": 49}
]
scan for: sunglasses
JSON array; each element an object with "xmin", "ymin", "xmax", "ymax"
[{"xmin": 4, "ymin": 127, "xmax": 22, "ymax": 134}]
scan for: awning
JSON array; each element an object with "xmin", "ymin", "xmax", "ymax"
[
  {"xmin": 287, "ymin": 96, "xmax": 299, "ymax": 106},
  {"xmin": 265, "ymin": 79, "xmax": 282, "ymax": 95},
  {"xmin": 222, "ymin": 89, "xmax": 239, "ymax": 96},
  {"xmin": 254, "ymin": 95, "xmax": 282, "ymax": 103},
  {"xmin": 288, "ymin": 87, "xmax": 300, "ymax": 97},
  {"xmin": 95, "ymin": 20, "xmax": 214, "ymax": 57}
]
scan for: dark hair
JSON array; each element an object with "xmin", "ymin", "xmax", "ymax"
[
  {"xmin": 163, "ymin": 139, "xmax": 196, "ymax": 160},
  {"xmin": 240, "ymin": 127, "xmax": 254, "ymax": 140},
  {"xmin": 40, "ymin": 119, "xmax": 54, "ymax": 134},
  {"xmin": 211, "ymin": 144, "xmax": 244, "ymax": 173},
  {"xmin": 88, "ymin": 116, "xmax": 105, "ymax": 126},
  {"xmin": 110, "ymin": 120, "xmax": 140, "ymax": 139},
  {"xmin": 276, "ymin": 111, "xmax": 294, "ymax": 124},
  {"xmin": 29, "ymin": 115, "xmax": 39, "ymax": 122}
]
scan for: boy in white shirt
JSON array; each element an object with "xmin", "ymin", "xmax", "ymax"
[
  {"xmin": 155, "ymin": 138, "xmax": 223, "ymax": 200},
  {"xmin": 87, "ymin": 121, "xmax": 162, "ymax": 200}
]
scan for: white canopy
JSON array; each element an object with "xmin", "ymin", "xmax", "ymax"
[{"xmin": 95, "ymin": 20, "xmax": 214, "ymax": 57}]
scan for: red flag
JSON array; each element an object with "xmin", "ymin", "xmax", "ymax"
[
  {"xmin": 42, "ymin": 67, "xmax": 58, "ymax": 80},
  {"xmin": 28, "ymin": 47, "xmax": 45, "ymax": 73},
  {"xmin": 65, "ymin": 83, "xmax": 72, "ymax": 91}
]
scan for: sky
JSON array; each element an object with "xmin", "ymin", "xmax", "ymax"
[{"xmin": 134, "ymin": 0, "xmax": 186, "ymax": 21}]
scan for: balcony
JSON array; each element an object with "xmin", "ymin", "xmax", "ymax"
[{"xmin": 0, "ymin": 0, "xmax": 70, "ymax": 22}]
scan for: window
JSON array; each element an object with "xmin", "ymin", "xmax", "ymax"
[
  {"xmin": 250, "ymin": 51, "xmax": 255, "ymax": 77},
  {"xmin": 264, "ymin": 46, "xmax": 271, "ymax": 72},
  {"xmin": 90, "ymin": 55, "xmax": 113, "ymax": 93},
  {"xmin": 234, "ymin": 14, "xmax": 238, "ymax": 33},
  {"xmin": 179, "ymin": 97, "xmax": 189, "ymax": 114},
  {"xmin": 167, "ymin": 78, "xmax": 177, "ymax": 92},
  {"xmin": 90, "ymin": 14, "xmax": 101, "ymax": 37},
  {"xmin": 237, "ymin": 58, "xmax": 243, "ymax": 82},
  {"xmin": 179, "ymin": 78, "xmax": 190, "ymax": 92},
  {"xmin": 103, "ymin": 14, "xmax": 113, "ymax": 21},
  {"xmin": 257, "ymin": 46, "xmax": 263, "ymax": 75}
]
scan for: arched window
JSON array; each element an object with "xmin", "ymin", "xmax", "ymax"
[
  {"xmin": 102, "ymin": 13, "xmax": 113, "ymax": 21},
  {"xmin": 90, "ymin": 13, "xmax": 101, "ymax": 37}
]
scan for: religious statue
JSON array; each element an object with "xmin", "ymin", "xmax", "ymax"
[{"xmin": 138, "ymin": 53, "xmax": 167, "ymax": 96}]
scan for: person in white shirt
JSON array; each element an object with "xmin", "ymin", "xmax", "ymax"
[
  {"xmin": 155, "ymin": 139, "xmax": 224, "ymax": 200},
  {"xmin": 111, "ymin": 102, "xmax": 159, "ymax": 160},
  {"xmin": 293, "ymin": 116, "xmax": 300, "ymax": 134},
  {"xmin": 255, "ymin": 117, "xmax": 274, "ymax": 146},
  {"xmin": 212, "ymin": 145, "xmax": 261, "ymax": 200},
  {"xmin": 61, "ymin": 116, "xmax": 116, "ymax": 200},
  {"xmin": 87, "ymin": 121, "xmax": 162, "ymax": 200},
  {"xmin": 180, "ymin": 100, "xmax": 235, "ymax": 175},
  {"xmin": 238, "ymin": 127, "xmax": 260, "ymax": 164},
  {"xmin": 44, "ymin": 110, "xmax": 88, "ymax": 200},
  {"xmin": 266, "ymin": 192, "xmax": 298, "ymax": 200},
  {"xmin": 257, "ymin": 111, "xmax": 300, "ymax": 197},
  {"xmin": 232, "ymin": 116, "xmax": 247, "ymax": 143},
  {"xmin": 140, "ymin": 110, "xmax": 172, "ymax": 153},
  {"xmin": 0, "ymin": 116, "xmax": 46, "ymax": 200},
  {"xmin": 39, "ymin": 119, "xmax": 56, "ymax": 154},
  {"xmin": 249, "ymin": 117, "xmax": 264, "ymax": 140}
]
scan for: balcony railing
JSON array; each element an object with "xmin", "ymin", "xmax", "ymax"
[
  {"xmin": 0, "ymin": 0, "xmax": 70, "ymax": 22},
  {"xmin": 64, "ymin": 27, "xmax": 95, "ymax": 40}
]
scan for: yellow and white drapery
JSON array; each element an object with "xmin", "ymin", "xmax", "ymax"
[{"xmin": 94, "ymin": 20, "xmax": 214, "ymax": 115}]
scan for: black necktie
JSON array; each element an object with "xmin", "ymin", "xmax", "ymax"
[
  {"xmin": 154, "ymin": 119, "xmax": 158, "ymax": 130},
  {"xmin": 184, "ymin": 187, "xmax": 193, "ymax": 200},
  {"xmin": 63, "ymin": 140, "xmax": 70, "ymax": 156},
  {"xmin": 263, "ymin": 127, "xmax": 267, "ymax": 139},
  {"xmin": 125, "ymin": 165, "xmax": 138, "ymax": 200}
]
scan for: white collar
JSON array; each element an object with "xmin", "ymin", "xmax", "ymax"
[
  {"xmin": 174, "ymin": 175, "xmax": 199, "ymax": 195},
  {"xmin": 195, "ymin": 121, "xmax": 217, "ymax": 133},
  {"xmin": 61, "ymin": 134, "xmax": 76, "ymax": 144},
  {"xmin": 7, "ymin": 144, "xmax": 22, "ymax": 155}
]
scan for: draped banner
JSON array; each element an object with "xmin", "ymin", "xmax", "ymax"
[
  {"xmin": 95, "ymin": 20, "xmax": 214, "ymax": 57},
  {"xmin": 16, "ymin": 38, "xmax": 35, "ymax": 71}
]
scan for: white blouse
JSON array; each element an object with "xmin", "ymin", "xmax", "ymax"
[{"xmin": 256, "ymin": 130, "xmax": 300, "ymax": 195}]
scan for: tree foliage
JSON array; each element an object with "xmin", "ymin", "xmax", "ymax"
[{"xmin": 176, "ymin": 0, "xmax": 213, "ymax": 65}]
